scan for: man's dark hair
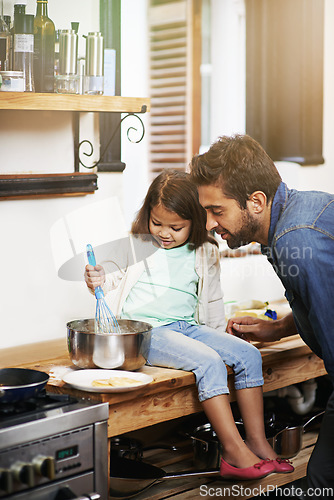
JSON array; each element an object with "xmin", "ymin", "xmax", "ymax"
[{"xmin": 190, "ymin": 134, "xmax": 282, "ymax": 208}]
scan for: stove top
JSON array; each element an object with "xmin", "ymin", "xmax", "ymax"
[
  {"xmin": 0, "ymin": 391, "xmax": 75, "ymax": 419},
  {"xmin": 0, "ymin": 391, "xmax": 77, "ymax": 427}
]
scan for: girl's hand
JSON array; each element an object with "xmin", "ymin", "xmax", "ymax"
[{"xmin": 84, "ymin": 264, "xmax": 106, "ymax": 292}]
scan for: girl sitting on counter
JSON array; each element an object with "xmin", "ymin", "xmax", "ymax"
[{"xmin": 85, "ymin": 170, "xmax": 293, "ymax": 479}]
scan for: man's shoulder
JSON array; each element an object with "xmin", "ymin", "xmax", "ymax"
[
  {"xmin": 288, "ymin": 187, "xmax": 334, "ymax": 207},
  {"xmin": 279, "ymin": 188, "xmax": 334, "ymax": 232}
]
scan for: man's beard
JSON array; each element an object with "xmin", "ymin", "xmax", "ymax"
[{"xmin": 224, "ymin": 210, "xmax": 260, "ymax": 249}]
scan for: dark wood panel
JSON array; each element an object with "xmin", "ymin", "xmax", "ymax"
[
  {"xmin": 98, "ymin": 0, "xmax": 124, "ymax": 172},
  {"xmin": 0, "ymin": 173, "xmax": 98, "ymax": 199},
  {"xmin": 246, "ymin": 0, "xmax": 324, "ymax": 165}
]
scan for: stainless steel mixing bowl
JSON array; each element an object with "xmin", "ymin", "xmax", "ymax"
[{"xmin": 67, "ymin": 319, "xmax": 152, "ymax": 371}]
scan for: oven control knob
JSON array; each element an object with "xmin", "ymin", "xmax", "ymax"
[
  {"xmin": 11, "ymin": 462, "xmax": 34, "ymax": 487},
  {"xmin": 33, "ymin": 455, "xmax": 56, "ymax": 480},
  {"xmin": 0, "ymin": 468, "xmax": 13, "ymax": 494}
]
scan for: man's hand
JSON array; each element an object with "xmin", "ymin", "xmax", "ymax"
[{"xmin": 226, "ymin": 312, "xmax": 297, "ymax": 343}]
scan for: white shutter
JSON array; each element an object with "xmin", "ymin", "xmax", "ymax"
[{"xmin": 148, "ymin": 0, "xmax": 201, "ymax": 177}]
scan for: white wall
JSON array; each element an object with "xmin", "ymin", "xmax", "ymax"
[
  {"xmin": 0, "ymin": 174, "xmax": 125, "ymax": 350},
  {"xmin": 210, "ymin": 0, "xmax": 246, "ymax": 139},
  {"xmin": 120, "ymin": 0, "xmax": 149, "ymax": 227}
]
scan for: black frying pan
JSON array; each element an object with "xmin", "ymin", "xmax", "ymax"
[
  {"xmin": 110, "ymin": 456, "xmax": 219, "ymax": 498},
  {"xmin": 0, "ymin": 368, "xmax": 49, "ymax": 403}
]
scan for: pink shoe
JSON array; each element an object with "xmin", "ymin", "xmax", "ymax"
[
  {"xmin": 220, "ymin": 457, "xmax": 275, "ymax": 480},
  {"xmin": 271, "ymin": 458, "xmax": 294, "ymax": 473}
]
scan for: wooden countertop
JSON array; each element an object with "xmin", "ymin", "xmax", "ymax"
[
  {"xmin": 0, "ymin": 337, "xmax": 197, "ymax": 405},
  {"xmin": 1, "ymin": 332, "xmax": 327, "ymax": 437}
]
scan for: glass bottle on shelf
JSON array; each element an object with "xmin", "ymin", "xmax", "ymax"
[
  {"xmin": 4, "ymin": 15, "xmax": 11, "ymax": 67},
  {"xmin": 54, "ymin": 28, "xmax": 59, "ymax": 76},
  {"xmin": 34, "ymin": 0, "xmax": 55, "ymax": 92},
  {"xmin": 13, "ymin": 3, "xmax": 26, "ymax": 35},
  {"xmin": 13, "ymin": 3, "xmax": 26, "ymax": 18},
  {"xmin": 0, "ymin": 0, "xmax": 11, "ymax": 71},
  {"xmin": 12, "ymin": 3, "xmax": 26, "ymax": 71},
  {"xmin": 13, "ymin": 13, "xmax": 35, "ymax": 91},
  {"xmin": 4, "ymin": 16, "xmax": 10, "ymax": 29}
]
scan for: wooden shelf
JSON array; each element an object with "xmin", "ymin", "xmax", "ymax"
[
  {"xmin": 0, "ymin": 93, "xmax": 150, "ymax": 198},
  {"xmin": 0, "ymin": 173, "xmax": 98, "ymax": 200},
  {"xmin": 0, "ymin": 92, "xmax": 150, "ymax": 113}
]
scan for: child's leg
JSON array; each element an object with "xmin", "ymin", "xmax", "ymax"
[
  {"xmin": 147, "ymin": 323, "xmax": 266, "ymax": 468},
  {"xmin": 182, "ymin": 324, "xmax": 277, "ymax": 462},
  {"xmin": 202, "ymin": 394, "xmax": 266, "ymax": 468},
  {"xmin": 236, "ymin": 386, "xmax": 278, "ymax": 460}
]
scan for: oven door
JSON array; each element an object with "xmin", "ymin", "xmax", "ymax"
[{"xmin": 9, "ymin": 472, "xmax": 101, "ymax": 499}]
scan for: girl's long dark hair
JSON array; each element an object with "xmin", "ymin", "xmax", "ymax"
[{"xmin": 131, "ymin": 170, "xmax": 216, "ymax": 249}]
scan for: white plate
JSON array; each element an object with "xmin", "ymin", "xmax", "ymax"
[{"xmin": 62, "ymin": 369, "xmax": 153, "ymax": 393}]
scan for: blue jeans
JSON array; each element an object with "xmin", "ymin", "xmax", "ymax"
[{"xmin": 146, "ymin": 321, "xmax": 264, "ymax": 402}]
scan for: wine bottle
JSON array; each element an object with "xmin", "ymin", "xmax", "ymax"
[
  {"xmin": 13, "ymin": 14, "xmax": 35, "ymax": 92},
  {"xmin": 33, "ymin": 0, "xmax": 55, "ymax": 92},
  {"xmin": 13, "ymin": 3, "xmax": 27, "ymax": 68},
  {"xmin": 0, "ymin": 0, "xmax": 11, "ymax": 71}
]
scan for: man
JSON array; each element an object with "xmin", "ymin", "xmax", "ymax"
[{"xmin": 189, "ymin": 134, "xmax": 334, "ymax": 495}]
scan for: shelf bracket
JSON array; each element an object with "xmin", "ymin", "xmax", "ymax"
[
  {"xmin": 73, "ymin": 111, "xmax": 80, "ymax": 172},
  {"xmin": 73, "ymin": 105, "xmax": 147, "ymax": 173}
]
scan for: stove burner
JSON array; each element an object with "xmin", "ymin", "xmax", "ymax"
[
  {"xmin": 0, "ymin": 400, "xmax": 36, "ymax": 415},
  {"xmin": 0, "ymin": 391, "xmax": 76, "ymax": 423}
]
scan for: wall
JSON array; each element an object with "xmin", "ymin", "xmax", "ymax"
[{"xmin": 120, "ymin": 0, "xmax": 149, "ymax": 227}]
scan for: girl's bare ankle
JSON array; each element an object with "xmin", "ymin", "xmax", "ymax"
[{"xmin": 244, "ymin": 438, "xmax": 277, "ymax": 460}]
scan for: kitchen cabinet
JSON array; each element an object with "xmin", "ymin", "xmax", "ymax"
[{"xmin": 0, "ymin": 92, "xmax": 150, "ymax": 199}]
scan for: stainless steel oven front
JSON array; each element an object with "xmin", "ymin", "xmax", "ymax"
[{"xmin": 0, "ymin": 394, "xmax": 109, "ymax": 500}]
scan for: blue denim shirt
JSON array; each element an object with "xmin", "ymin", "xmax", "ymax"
[{"xmin": 261, "ymin": 182, "xmax": 334, "ymax": 381}]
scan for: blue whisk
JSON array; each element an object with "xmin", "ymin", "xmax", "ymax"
[{"xmin": 86, "ymin": 244, "xmax": 120, "ymax": 334}]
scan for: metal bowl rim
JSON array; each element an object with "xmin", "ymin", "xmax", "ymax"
[{"xmin": 66, "ymin": 318, "xmax": 153, "ymax": 336}]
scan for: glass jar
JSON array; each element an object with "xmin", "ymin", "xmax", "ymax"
[{"xmin": 0, "ymin": 70, "xmax": 24, "ymax": 91}]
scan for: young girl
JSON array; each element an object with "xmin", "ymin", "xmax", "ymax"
[{"xmin": 85, "ymin": 170, "xmax": 293, "ymax": 479}]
